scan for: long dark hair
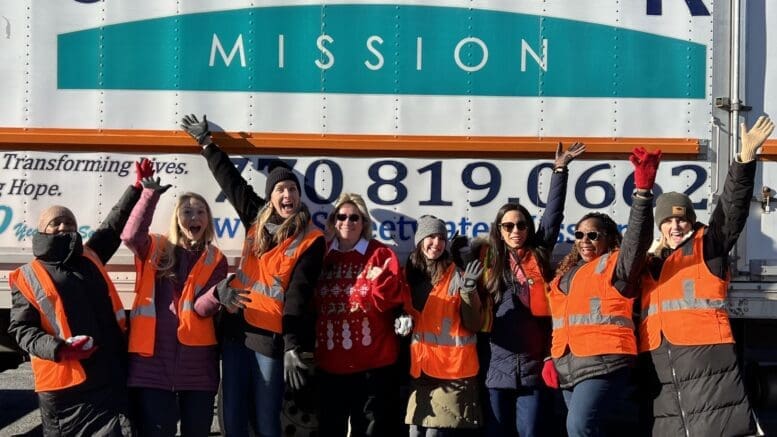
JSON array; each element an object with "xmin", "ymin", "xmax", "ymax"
[
  {"xmin": 555, "ymin": 212, "xmax": 622, "ymax": 279},
  {"xmin": 485, "ymin": 203, "xmax": 553, "ymax": 303}
]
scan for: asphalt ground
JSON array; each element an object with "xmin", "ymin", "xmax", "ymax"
[{"xmin": 0, "ymin": 362, "xmax": 221, "ymax": 436}]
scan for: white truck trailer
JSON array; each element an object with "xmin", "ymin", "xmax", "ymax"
[{"xmin": 2, "ymin": 0, "xmax": 777, "ymax": 422}]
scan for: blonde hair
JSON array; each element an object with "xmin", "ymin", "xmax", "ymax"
[
  {"xmin": 325, "ymin": 193, "xmax": 373, "ymax": 241},
  {"xmin": 154, "ymin": 192, "xmax": 216, "ymax": 278},
  {"xmin": 251, "ymin": 202, "xmax": 312, "ymax": 258}
]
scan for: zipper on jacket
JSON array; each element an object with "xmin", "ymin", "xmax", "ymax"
[{"xmin": 667, "ymin": 345, "xmax": 690, "ymax": 437}]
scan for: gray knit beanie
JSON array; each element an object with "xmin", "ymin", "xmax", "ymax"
[
  {"xmin": 414, "ymin": 215, "xmax": 448, "ymax": 246},
  {"xmin": 265, "ymin": 162, "xmax": 300, "ymax": 200},
  {"xmin": 655, "ymin": 192, "xmax": 696, "ymax": 227}
]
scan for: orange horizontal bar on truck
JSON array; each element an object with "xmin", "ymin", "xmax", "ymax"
[{"xmin": 0, "ymin": 128, "xmax": 700, "ymax": 158}]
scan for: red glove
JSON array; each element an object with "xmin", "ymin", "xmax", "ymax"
[
  {"xmin": 57, "ymin": 336, "xmax": 97, "ymax": 362},
  {"xmin": 134, "ymin": 158, "xmax": 154, "ymax": 188},
  {"xmin": 542, "ymin": 359, "xmax": 559, "ymax": 389},
  {"xmin": 629, "ymin": 147, "xmax": 662, "ymax": 190}
]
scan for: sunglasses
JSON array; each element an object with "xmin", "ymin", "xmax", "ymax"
[
  {"xmin": 574, "ymin": 231, "xmax": 605, "ymax": 241},
  {"xmin": 499, "ymin": 221, "xmax": 528, "ymax": 233},
  {"xmin": 335, "ymin": 213, "xmax": 361, "ymax": 223}
]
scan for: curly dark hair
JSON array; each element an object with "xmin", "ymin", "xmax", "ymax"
[
  {"xmin": 555, "ymin": 212, "xmax": 622, "ymax": 278},
  {"xmin": 484, "ymin": 203, "xmax": 553, "ymax": 303}
]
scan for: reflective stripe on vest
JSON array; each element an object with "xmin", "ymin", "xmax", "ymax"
[
  {"xmin": 412, "ymin": 317, "xmax": 477, "ymax": 347},
  {"xmin": 129, "ymin": 234, "xmax": 223, "ymax": 355},
  {"xmin": 9, "ymin": 253, "xmax": 130, "ymax": 392},
  {"xmin": 234, "ymin": 222, "xmax": 324, "ymax": 332},
  {"xmin": 18, "ymin": 264, "xmax": 67, "ymax": 338},
  {"xmin": 81, "ymin": 248, "xmax": 127, "ymax": 332},
  {"xmin": 407, "ymin": 264, "xmax": 479, "ymax": 380},
  {"xmin": 639, "ymin": 229, "xmax": 732, "ymax": 351},
  {"xmin": 549, "ymin": 251, "xmax": 636, "ymax": 358},
  {"xmin": 235, "ymin": 269, "xmax": 284, "ymax": 302}
]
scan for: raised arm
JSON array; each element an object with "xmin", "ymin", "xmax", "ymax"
[
  {"xmin": 614, "ymin": 147, "xmax": 661, "ymax": 296},
  {"xmin": 84, "ymin": 163, "xmax": 146, "ymax": 263},
  {"xmin": 181, "ymin": 114, "xmax": 264, "ymax": 224},
  {"xmin": 536, "ymin": 142, "xmax": 585, "ymax": 249},
  {"xmin": 706, "ymin": 116, "xmax": 774, "ymax": 256}
]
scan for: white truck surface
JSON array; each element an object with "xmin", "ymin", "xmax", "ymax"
[{"xmin": 2, "ymin": 0, "xmax": 777, "ymax": 423}]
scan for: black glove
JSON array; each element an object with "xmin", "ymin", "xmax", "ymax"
[
  {"xmin": 180, "ymin": 114, "xmax": 212, "ymax": 146},
  {"xmin": 215, "ymin": 274, "xmax": 250, "ymax": 311},
  {"xmin": 141, "ymin": 177, "xmax": 172, "ymax": 193},
  {"xmin": 284, "ymin": 349, "xmax": 309, "ymax": 391}
]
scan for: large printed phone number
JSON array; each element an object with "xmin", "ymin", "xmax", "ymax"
[{"xmin": 224, "ymin": 158, "xmax": 709, "ymax": 210}]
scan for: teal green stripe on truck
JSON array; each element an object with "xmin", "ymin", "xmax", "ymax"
[{"xmin": 57, "ymin": 4, "xmax": 706, "ymax": 98}]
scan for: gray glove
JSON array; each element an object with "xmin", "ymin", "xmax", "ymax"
[
  {"xmin": 554, "ymin": 141, "xmax": 586, "ymax": 169},
  {"xmin": 215, "ymin": 274, "xmax": 250, "ymax": 311},
  {"xmin": 180, "ymin": 114, "xmax": 212, "ymax": 146},
  {"xmin": 284, "ymin": 349, "xmax": 309, "ymax": 391},
  {"xmin": 461, "ymin": 260, "xmax": 483, "ymax": 294},
  {"xmin": 141, "ymin": 176, "xmax": 172, "ymax": 193},
  {"xmin": 394, "ymin": 315, "xmax": 413, "ymax": 336}
]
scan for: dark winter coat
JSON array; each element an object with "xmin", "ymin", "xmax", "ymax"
[
  {"xmin": 481, "ymin": 170, "xmax": 567, "ymax": 390},
  {"xmin": 8, "ymin": 185, "xmax": 140, "ymax": 436},
  {"xmin": 640, "ymin": 161, "xmax": 757, "ymax": 437},
  {"xmin": 201, "ymin": 144, "xmax": 325, "ymax": 358},
  {"xmin": 554, "ymin": 193, "xmax": 654, "ymax": 389}
]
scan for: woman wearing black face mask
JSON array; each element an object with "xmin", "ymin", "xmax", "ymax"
[{"xmin": 7, "ymin": 160, "xmax": 151, "ymax": 437}]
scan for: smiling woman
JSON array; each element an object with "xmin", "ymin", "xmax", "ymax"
[{"xmin": 120, "ymin": 163, "xmax": 227, "ymax": 437}]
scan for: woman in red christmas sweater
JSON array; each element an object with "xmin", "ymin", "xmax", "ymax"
[{"xmin": 314, "ymin": 193, "xmax": 407, "ymax": 437}]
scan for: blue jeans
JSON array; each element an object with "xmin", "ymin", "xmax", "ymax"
[
  {"xmin": 221, "ymin": 338, "xmax": 284, "ymax": 437},
  {"xmin": 131, "ymin": 387, "xmax": 216, "ymax": 437},
  {"xmin": 485, "ymin": 387, "xmax": 545, "ymax": 437},
  {"xmin": 562, "ymin": 367, "xmax": 630, "ymax": 437}
]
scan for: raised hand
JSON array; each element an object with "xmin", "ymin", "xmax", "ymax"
[
  {"xmin": 460, "ymin": 260, "xmax": 483, "ymax": 295},
  {"xmin": 180, "ymin": 114, "xmax": 212, "ymax": 146},
  {"xmin": 141, "ymin": 176, "xmax": 172, "ymax": 194},
  {"xmin": 629, "ymin": 147, "xmax": 662, "ymax": 190},
  {"xmin": 134, "ymin": 158, "xmax": 154, "ymax": 188},
  {"xmin": 554, "ymin": 142, "xmax": 586, "ymax": 169},
  {"xmin": 740, "ymin": 115, "xmax": 775, "ymax": 162}
]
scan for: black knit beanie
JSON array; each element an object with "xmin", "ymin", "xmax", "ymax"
[{"xmin": 265, "ymin": 162, "xmax": 300, "ymax": 200}]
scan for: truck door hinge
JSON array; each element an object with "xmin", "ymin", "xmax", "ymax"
[{"xmin": 715, "ymin": 97, "xmax": 752, "ymax": 112}]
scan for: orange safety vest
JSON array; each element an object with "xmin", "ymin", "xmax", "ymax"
[
  {"xmin": 230, "ymin": 222, "xmax": 324, "ymax": 333},
  {"xmin": 549, "ymin": 251, "xmax": 636, "ymax": 358},
  {"xmin": 8, "ymin": 247, "xmax": 127, "ymax": 392},
  {"xmin": 513, "ymin": 250, "xmax": 552, "ymax": 316},
  {"xmin": 405, "ymin": 263, "xmax": 479, "ymax": 380},
  {"xmin": 638, "ymin": 230, "xmax": 731, "ymax": 352},
  {"xmin": 129, "ymin": 234, "xmax": 224, "ymax": 356}
]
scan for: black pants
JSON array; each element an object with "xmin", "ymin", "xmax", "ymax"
[
  {"xmin": 317, "ymin": 365, "xmax": 400, "ymax": 437},
  {"xmin": 38, "ymin": 384, "xmax": 132, "ymax": 437}
]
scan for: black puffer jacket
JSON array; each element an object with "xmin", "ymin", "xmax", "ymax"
[
  {"xmin": 640, "ymin": 161, "xmax": 756, "ymax": 437},
  {"xmin": 8, "ymin": 185, "xmax": 140, "ymax": 436}
]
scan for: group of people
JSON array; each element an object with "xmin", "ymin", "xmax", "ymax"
[{"xmin": 6, "ymin": 113, "xmax": 774, "ymax": 437}]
